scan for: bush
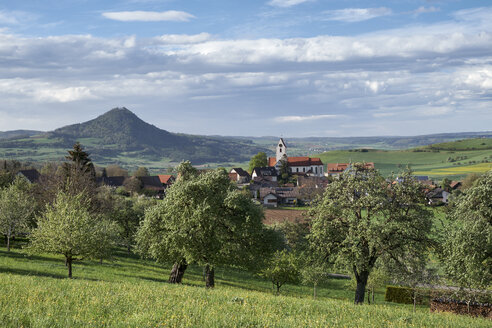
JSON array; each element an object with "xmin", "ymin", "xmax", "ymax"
[{"xmin": 385, "ymin": 285, "xmax": 429, "ymax": 305}]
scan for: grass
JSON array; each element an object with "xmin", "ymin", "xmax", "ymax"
[
  {"xmin": 317, "ymin": 148, "xmax": 492, "ymax": 179},
  {"xmin": 424, "ymin": 138, "xmax": 492, "ymax": 151},
  {"xmin": 0, "ymin": 240, "xmax": 490, "ymax": 327}
]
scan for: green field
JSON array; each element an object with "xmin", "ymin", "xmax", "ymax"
[
  {"xmin": 0, "ymin": 242, "xmax": 490, "ymax": 327},
  {"xmin": 318, "ymin": 148, "xmax": 492, "ymax": 179}
]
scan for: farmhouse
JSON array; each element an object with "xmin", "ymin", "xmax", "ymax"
[{"xmin": 268, "ymin": 138, "xmax": 324, "ymax": 177}]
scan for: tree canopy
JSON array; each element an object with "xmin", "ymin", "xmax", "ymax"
[
  {"xmin": 309, "ymin": 165, "xmax": 433, "ymax": 304},
  {"xmin": 29, "ymin": 191, "xmax": 118, "ymax": 278},
  {"xmin": 0, "ymin": 177, "xmax": 35, "ymax": 251},
  {"xmin": 440, "ymin": 171, "xmax": 492, "ymax": 291},
  {"xmin": 136, "ymin": 169, "xmax": 274, "ymax": 287},
  {"xmin": 248, "ymin": 152, "xmax": 268, "ymax": 173}
]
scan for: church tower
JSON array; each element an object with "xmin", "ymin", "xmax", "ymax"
[{"xmin": 276, "ymin": 138, "xmax": 287, "ymax": 163}]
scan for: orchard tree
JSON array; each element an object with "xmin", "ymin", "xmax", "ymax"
[
  {"xmin": 248, "ymin": 152, "xmax": 268, "ymax": 173},
  {"xmin": 440, "ymin": 171, "xmax": 491, "ymax": 292},
  {"xmin": 301, "ymin": 261, "xmax": 331, "ymax": 299},
  {"xmin": 260, "ymin": 249, "xmax": 300, "ymax": 295},
  {"xmin": 136, "ymin": 169, "xmax": 273, "ymax": 287},
  {"xmin": 175, "ymin": 160, "xmax": 198, "ymax": 181},
  {"xmin": 0, "ymin": 177, "xmax": 35, "ymax": 251},
  {"xmin": 29, "ymin": 191, "xmax": 117, "ymax": 278},
  {"xmin": 309, "ymin": 165, "xmax": 433, "ymax": 304}
]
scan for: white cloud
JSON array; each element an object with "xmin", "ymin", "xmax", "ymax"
[
  {"xmin": 275, "ymin": 114, "xmax": 342, "ymax": 122},
  {"xmin": 323, "ymin": 8, "xmax": 392, "ymax": 23},
  {"xmin": 412, "ymin": 6, "xmax": 440, "ymax": 16},
  {"xmin": 0, "ymin": 10, "xmax": 36, "ymax": 25},
  {"xmin": 1, "ymin": 7, "xmax": 492, "ymax": 135},
  {"xmin": 267, "ymin": 0, "xmax": 312, "ymax": 8},
  {"xmin": 154, "ymin": 33, "xmax": 211, "ymax": 44},
  {"xmin": 102, "ymin": 10, "xmax": 195, "ymax": 22}
]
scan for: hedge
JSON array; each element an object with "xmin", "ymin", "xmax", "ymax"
[{"xmin": 385, "ymin": 285, "xmax": 430, "ymax": 305}]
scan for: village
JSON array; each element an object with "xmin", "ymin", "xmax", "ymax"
[{"xmin": 14, "ymin": 138, "xmax": 462, "ymax": 209}]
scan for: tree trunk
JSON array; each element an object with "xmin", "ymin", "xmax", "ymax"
[
  {"xmin": 6, "ymin": 228, "xmax": 11, "ymax": 251},
  {"xmin": 313, "ymin": 283, "xmax": 317, "ymax": 299},
  {"xmin": 367, "ymin": 289, "xmax": 371, "ymax": 304},
  {"xmin": 354, "ymin": 270, "xmax": 369, "ymax": 305},
  {"xmin": 372, "ymin": 287, "xmax": 375, "ymax": 303},
  {"xmin": 67, "ymin": 257, "xmax": 73, "ymax": 278},
  {"xmin": 276, "ymin": 282, "xmax": 281, "ymax": 295},
  {"xmin": 169, "ymin": 259, "xmax": 187, "ymax": 284},
  {"xmin": 205, "ymin": 264, "xmax": 214, "ymax": 288}
]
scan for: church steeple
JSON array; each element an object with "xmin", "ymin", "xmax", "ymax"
[{"xmin": 276, "ymin": 138, "xmax": 287, "ymax": 162}]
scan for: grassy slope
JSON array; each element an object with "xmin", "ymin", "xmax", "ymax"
[
  {"xmin": 0, "ymin": 244, "xmax": 489, "ymax": 327},
  {"xmin": 425, "ymin": 138, "xmax": 492, "ymax": 151},
  {"xmin": 317, "ymin": 148, "xmax": 492, "ymax": 179}
]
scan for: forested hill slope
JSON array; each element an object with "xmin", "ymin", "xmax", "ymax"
[
  {"xmin": 51, "ymin": 108, "xmax": 184, "ymax": 150},
  {"xmin": 0, "ymin": 108, "xmax": 268, "ymax": 166}
]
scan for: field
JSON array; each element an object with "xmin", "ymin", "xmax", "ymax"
[
  {"xmin": 317, "ymin": 147, "xmax": 492, "ymax": 179},
  {"xmin": 0, "ymin": 241, "xmax": 490, "ymax": 327}
]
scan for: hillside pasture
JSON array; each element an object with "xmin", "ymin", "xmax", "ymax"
[
  {"xmin": 0, "ymin": 245, "xmax": 490, "ymax": 328},
  {"xmin": 317, "ymin": 148, "xmax": 492, "ymax": 178}
]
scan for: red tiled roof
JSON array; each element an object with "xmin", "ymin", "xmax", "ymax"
[
  {"xmin": 268, "ymin": 156, "xmax": 323, "ymax": 167},
  {"xmin": 326, "ymin": 162, "xmax": 374, "ymax": 173},
  {"xmin": 158, "ymin": 174, "xmax": 174, "ymax": 184},
  {"xmin": 326, "ymin": 163, "xmax": 350, "ymax": 173}
]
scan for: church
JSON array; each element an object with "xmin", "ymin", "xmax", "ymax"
[{"xmin": 268, "ymin": 138, "xmax": 324, "ymax": 177}]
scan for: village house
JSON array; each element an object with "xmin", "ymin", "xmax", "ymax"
[
  {"xmin": 268, "ymin": 138, "xmax": 324, "ymax": 177},
  {"xmin": 158, "ymin": 174, "xmax": 176, "ymax": 189},
  {"xmin": 228, "ymin": 168, "xmax": 251, "ymax": 184},
  {"xmin": 251, "ymin": 167, "xmax": 278, "ymax": 182},
  {"xmin": 258, "ymin": 186, "xmax": 300, "ymax": 207}
]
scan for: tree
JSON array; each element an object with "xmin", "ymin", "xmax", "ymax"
[
  {"xmin": 441, "ymin": 178, "xmax": 451, "ymax": 192},
  {"xmin": 440, "ymin": 171, "xmax": 491, "ymax": 293},
  {"xmin": 63, "ymin": 142, "xmax": 95, "ymax": 177},
  {"xmin": 123, "ymin": 176, "xmax": 142, "ymax": 194},
  {"xmin": 133, "ymin": 166, "xmax": 149, "ymax": 177},
  {"xmin": 278, "ymin": 155, "xmax": 290, "ymax": 184},
  {"xmin": 0, "ymin": 177, "xmax": 35, "ymax": 251},
  {"xmin": 301, "ymin": 261, "xmax": 331, "ymax": 299},
  {"xmin": 29, "ymin": 191, "xmax": 117, "ymax": 278},
  {"xmin": 136, "ymin": 169, "xmax": 272, "ymax": 287},
  {"xmin": 309, "ymin": 165, "xmax": 433, "ymax": 304},
  {"xmin": 260, "ymin": 250, "xmax": 300, "ymax": 295},
  {"xmin": 175, "ymin": 160, "xmax": 198, "ymax": 181},
  {"xmin": 106, "ymin": 165, "xmax": 129, "ymax": 177},
  {"xmin": 248, "ymin": 152, "xmax": 268, "ymax": 173},
  {"xmin": 110, "ymin": 195, "xmax": 151, "ymax": 252}
]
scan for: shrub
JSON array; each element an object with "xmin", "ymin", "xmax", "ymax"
[{"xmin": 385, "ymin": 285, "xmax": 429, "ymax": 305}]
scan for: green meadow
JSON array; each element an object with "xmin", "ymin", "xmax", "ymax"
[
  {"xmin": 0, "ymin": 242, "xmax": 489, "ymax": 327},
  {"xmin": 317, "ymin": 148, "xmax": 492, "ymax": 179}
]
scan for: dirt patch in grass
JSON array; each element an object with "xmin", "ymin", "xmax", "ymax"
[{"xmin": 263, "ymin": 209, "xmax": 309, "ymax": 225}]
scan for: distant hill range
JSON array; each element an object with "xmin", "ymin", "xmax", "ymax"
[
  {"xmin": 0, "ymin": 130, "xmax": 43, "ymax": 140},
  {"xmin": 0, "ymin": 107, "xmax": 491, "ymax": 168},
  {"xmin": 0, "ymin": 108, "xmax": 267, "ymax": 166}
]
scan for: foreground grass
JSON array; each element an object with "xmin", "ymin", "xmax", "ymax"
[{"xmin": 0, "ymin": 247, "xmax": 489, "ymax": 327}]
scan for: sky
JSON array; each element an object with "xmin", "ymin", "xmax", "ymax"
[{"xmin": 0, "ymin": 0, "xmax": 491, "ymax": 137}]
